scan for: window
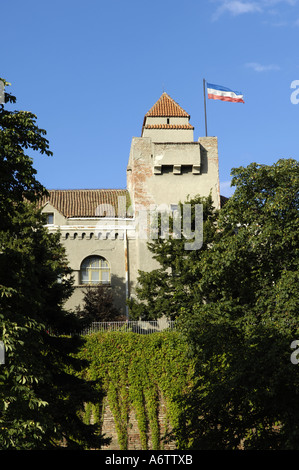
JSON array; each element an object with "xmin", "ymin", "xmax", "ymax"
[
  {"xmin": 80, "ymin": 256, "xmax": 110, "ymax": 285},
  {"xmin": 46, "ymin": 213, "xmax": 54, "ymax": 224}
]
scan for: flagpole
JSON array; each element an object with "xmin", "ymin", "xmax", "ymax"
[{"xmin": 203, "ymin": 78, "xmax": 208, "ymax": 137}]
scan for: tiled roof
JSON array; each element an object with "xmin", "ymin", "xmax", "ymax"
[
  {"xmin": 145, "ymin": 92, "xmax": 190, "ymax": 118},
  {"xmin": 38, "ymin": 189, "xmax": 131, "ymax": 218},
  {"xmin": 144, "ymin": 123, "xmax": 194, "ymax": 130}
]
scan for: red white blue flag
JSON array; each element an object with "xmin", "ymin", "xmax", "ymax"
[{"xmin": 207, "ymin": 83, "xmax": 245, "ymax": 103}]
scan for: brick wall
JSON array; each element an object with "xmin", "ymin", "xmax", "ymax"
[{"xmin": 100, "ymin": 395, "xmax": 177, "ymax": 451}]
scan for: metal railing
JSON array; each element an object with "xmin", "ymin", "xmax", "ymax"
[{"xmin": 80, "ymin": 320, "xmax": 176, "ymax": 335}]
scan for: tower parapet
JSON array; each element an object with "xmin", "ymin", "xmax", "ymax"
[{"xmin": 128, "ymin": 92, "xmax": 220, "ymax": 211}]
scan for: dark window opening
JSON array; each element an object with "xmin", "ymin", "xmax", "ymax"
[{"xmin": 46, "ymin": 213, "xmax": 54, "ymax": 224}]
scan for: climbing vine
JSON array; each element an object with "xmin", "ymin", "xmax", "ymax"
[{"xmin": 77, "ymin": 331, "xmax": 195, "ymax": 450}]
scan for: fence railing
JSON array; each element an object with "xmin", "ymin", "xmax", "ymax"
[{"xmin": 80, "ymin": 320, "xmax": 176, "ymax": 335}]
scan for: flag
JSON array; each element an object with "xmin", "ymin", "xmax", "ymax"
[{"xmin": 206, "ymin": 82, "xmax": 244, "ymax": 103}]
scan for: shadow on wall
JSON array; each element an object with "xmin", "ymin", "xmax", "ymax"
[
  {"xmin": 71, "ymin": 273, "xmax": 133, "ymax": 320},
  {"xmin": 110, "ymin": 273, "xmax": 133, "ymax": 317},
  {"xmin": 199, "ymin": 143, "xmax": 208, "ymax": 174}
]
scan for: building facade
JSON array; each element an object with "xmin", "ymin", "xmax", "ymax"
[{"xmin": 41, "ymin": 93, "xmax": 221, "ymax": 315}]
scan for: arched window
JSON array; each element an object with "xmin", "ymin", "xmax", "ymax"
[{"xmin": 80, "ymin": 256, "xmax": 110, "ymax": 285}]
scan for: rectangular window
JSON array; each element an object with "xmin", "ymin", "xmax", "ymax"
[{"xmin": 46, "ymin": 213, "xmax": 54, "ymax": 224}]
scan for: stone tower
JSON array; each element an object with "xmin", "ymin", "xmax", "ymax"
[
  {"xmin": 127, "ymin": 92, "xmax": 220, "ymax": 212},
  {"xmin": 126, "ymin": 92, "xmax": 221, "ymax": 282}
]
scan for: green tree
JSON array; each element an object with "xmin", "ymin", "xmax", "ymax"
[
  {"xmin": 128, "ymin": 194, "xmax": 219, "ymax": 320},
  {"xmin": 76, "ymin": 285, "xmax": 126, "ymax": 328},
  {"xmin": 176, "ymin": 158, "xmax": 299, "ymax": 449},
  {"xmin": 0, "ymin": 79, "xmax": 107, "ymax": 449}
]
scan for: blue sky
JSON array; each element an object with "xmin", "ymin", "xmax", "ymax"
[{"xmin": 2, "ymin": 0, "xmax": 299, "ymax": 197}]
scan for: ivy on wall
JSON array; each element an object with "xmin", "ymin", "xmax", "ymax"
[{"xmin": 78, "ymin": 331, "xmax": 195, "ymax": 450}]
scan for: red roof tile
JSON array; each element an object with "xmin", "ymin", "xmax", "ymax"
[
  {"xmin": 38, "ymin": 189, "xmax": 131, "ymax": 218},
  {"xmin": 145, "ymin": 92, "xmax": 190, "ymax": 118}
]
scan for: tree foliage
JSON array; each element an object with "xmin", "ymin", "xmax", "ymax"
[
  {"xmin": 176, "ymin": 159, "xmax": 299, "ymax": 449},
  {"xmin": 128, "ymin": 194, "xmax": 219, "ymax": 320},
  {"xmin": 0, "ymin": 79, "xmax": 107, "ymax": 449},
  {"xmin": 76, "ymin": 285, "xmax": 126, "ymax": 328},
  {"xmin": 130, "ymin": 157, "xmax": 299, "ymax": 449}
]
